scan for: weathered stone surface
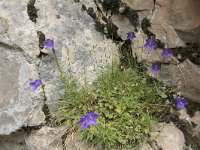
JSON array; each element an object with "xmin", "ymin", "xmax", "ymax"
[
  {"xmin": 25, "ymin": 126, "xmax": 65, "ymax": 150},
  {"xmin": 151, "ymin": 123, "xmax": 185, "ymax": 150},
  {"xmin": 149, "ymin": 0, "xmax": 200, "ymax": 46},
  {"xmin": 0, "ymin": 0, "xmax": 39, "ymax": 59},
  {"xmin": 159, "ymin": 59, "xmax": 200, "ymax": 103},
  {"xmin": 0, "ymin": 131, "xmax": 28, "ymax": 150},
  {"xmin": 179, "ymin": 109, "xmax": 200, "ymax": 125},
  {"xmin": 64, "ymin": 133, "xmax": 103, "ymax": 150},
  {"xmin": 0, "ymin": 0, "xmax": 45, "ymax": 136},
  {"xmin": 0, "ymin": 46, "xmax": 45, "ymax": 135},
  {"xmin": 122, "ymin": 0, "xmax": 154, "ymax": 19},
  {"xmin": 132, "ymin": 29, "xmax": 163, "ymax": 63},
  {"xmin": 176, "ymin": 109, "xmax": 200, "ymax": 149}
]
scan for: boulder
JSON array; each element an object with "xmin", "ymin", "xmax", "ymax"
[
  {"xmin": 25, "ymin": 126, "xmax": 65, "ymax": 150},
  {"xmin": 0, "ymin": 45, "xmax": 45, "ymax": 135},
  {"xmin": 160, "ymin": 59, "xmax": 200, "ymax": 103},
  {"xmin": 0, "ymin": 131, "xmax": 28, "ymax": 150},
  {"xmin": 153, "ymin": 0, "xmax": 200, "ymax": 44},
  {"xmin": 151, "ymin": 123, "xmax": 185, "ymax": 150}
]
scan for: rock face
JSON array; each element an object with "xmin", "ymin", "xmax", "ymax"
[
  {"xmin": 0, "ymin": 131, "xmax": 28, "ymax": 150},
  {"xmin": 0, "ymin": 0, "xmax": 45, "ymax": 135},
  {"xmin": 151, "ymin": 123, "xmax": 185, "ymax": 150},
  {"xmin": 115, "ymin": 0, "xmax": 200, "ymax": 46},
  {"xmin": 64, "ymin": 133, "xmax": 102, "ymax": 150},
  {"xmin": 160, "ymin": 59, "xmax": 200, "ymax": 103},
  {"xmin": 25, "ymin": 126, "xmax": 65, "ymax": 150},
  {"xmin": 154, "ymin": 0, "xmax": 200, "ymax": 44},
  {"xmin": 0, "ymin": 45, "xmax": 45, "ymax": 135}
]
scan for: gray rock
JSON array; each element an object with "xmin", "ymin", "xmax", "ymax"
[
  {"xmin": 153, "ymin": 0, "xmax": 200, "ymax": 44},
  {"xmin": 25, "ymin": 126, "xmax": 65, "ymax": 150},
  {"xmin": 64, "ymin": 133, "xmax": 103, "ymax": 150},
  {"xmin": 0, "ymin": 0, "xmax": 45, "ymax": 135},
  {"xmin": 0, "ymin": 0, "xmax": 40, "ymax": 59},
  {"xmin": 0, "ymin": 131, "xmax": 28, "ymax": 150},
  {"xmin": 159, "ymin": 59, "xmax": 200, "ymax": 103},
  {"xmin": 0, "ymin": 45, "xmax": 45, "ymax": 135},
  {"xmin": 151, "ymin": 123, "xmax": 185, "ymax": 150}
]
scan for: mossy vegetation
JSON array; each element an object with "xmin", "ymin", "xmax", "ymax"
[{"xmin": 58, "ymin": 61, "xmax": 170, "ymax": 149}]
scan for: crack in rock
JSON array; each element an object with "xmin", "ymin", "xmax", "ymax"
[{"xmin": 27, "ymin": 0, "xmax": 38, "ymax": 23}]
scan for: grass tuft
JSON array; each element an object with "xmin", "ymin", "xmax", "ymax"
[{"xmin": 58, "ymin": 61, "xmax": 170, "ymax": 149}]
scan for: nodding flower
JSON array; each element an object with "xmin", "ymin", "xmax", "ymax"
[
  {"xmin": 127, "ymin": 32, "xmax": 136, "ymax": 41},
  {"xmin": 144, "ymin": 38, "xmax": 157, "ymax": 51}
]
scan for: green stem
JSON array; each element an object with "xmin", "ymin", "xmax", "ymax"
[{"xmin": 51, "ymin": 52, "xmax": 76, "ymax": 93}]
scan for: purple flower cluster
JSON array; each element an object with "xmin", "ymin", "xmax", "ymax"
[
  {"xmin": 77, "ymin": 112, "xmax": 99, "ymax": 130},
  {"xmin": 143, "ymin": 38, "xmax": 174, "ymax": 74}
]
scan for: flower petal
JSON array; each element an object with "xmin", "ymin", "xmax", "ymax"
[
  {"xmin": 43, "ymin": 39, "xmax": 54, "ymax": 49},
  {"xmin": 151, "ymin": 63, "xmax": 161, "ymax": 74},
  {"xmin": 144, "ymin": 39, "xmax": 157, "ymax": 51},
  {"xmin": 29, "ymin": 79, "xmax": 42, "ymax": 91},
  {"xmin": 127, "ymin": 32, "xmax": 136, "ymax": 41}
]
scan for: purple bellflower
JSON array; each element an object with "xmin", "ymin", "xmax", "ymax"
[
  {"xmin": 43, "ymin": 39, "xmax": 54, "ymax": 49},
  {"xmin": 161, "ymin": 48, "xmax": 173, "ymax": 58},
  {"xmin": 29, "ymin": 79, "xmax": 42, "ymax": 91},
  {"xmin": 151, "ymin": 63, "xmax": 161, "ymax": 74},
  {"xmin": 127, "ymin": 32, "xmax": 136, "ymax": 41},
  {"xmin": 77, "ymin": 112, "xmax": 99, "ymax": 131},
  {"xmin": 144, "ymin": 38, "xmax": 157, "ymax": 51},
  {"xmin": 175, "ymin": 97, "xmax": 188, "ymax": 109},
  {"xmin": 77, "ymin": 117, "xmax": 90, "ymax": 130}
]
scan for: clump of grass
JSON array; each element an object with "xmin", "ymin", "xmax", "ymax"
[{"xmin": 58, "ymin": 62, "xmax": 169, "ymax": 149}]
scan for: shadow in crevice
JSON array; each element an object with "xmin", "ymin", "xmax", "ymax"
[
  {"xmin": 175, "ymin": 26, "xmax": 200, "ymax": 44},
  {"xmin": 27, "ymin": 0, "xmax": 38, "ymax": 23}
]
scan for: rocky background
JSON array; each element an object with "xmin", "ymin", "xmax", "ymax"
[{"xmin": 0, "ymin": 0, "xmax": 200, "ymax": 149}]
